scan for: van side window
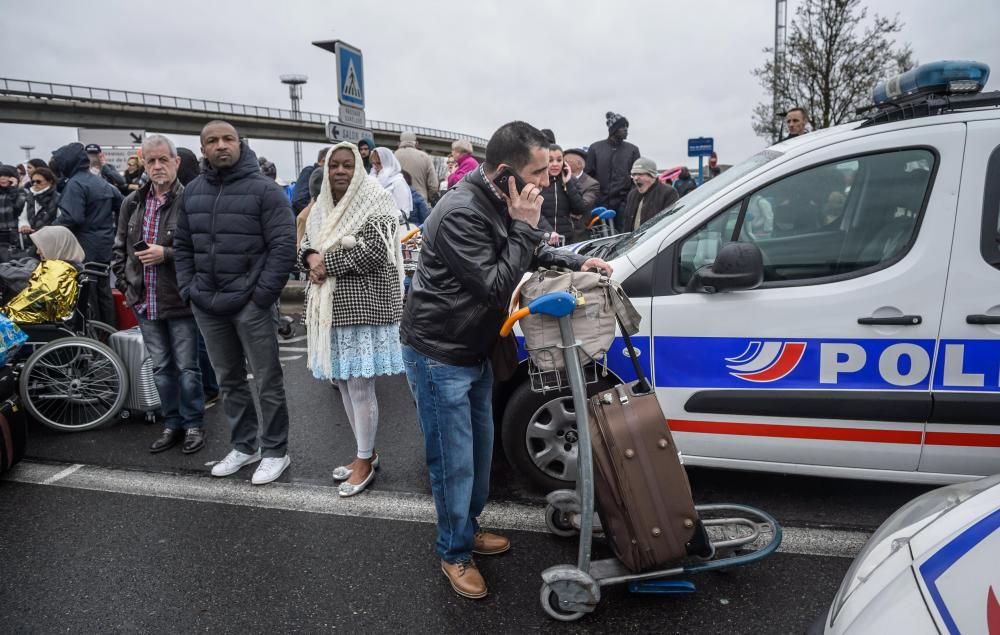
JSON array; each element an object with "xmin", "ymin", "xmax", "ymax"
[
  {"xmin": 676, "ymin": 203, "xmax": 742, "ymax": 288},
  {"xmin": 676, "ymin": 149, "xmax": 934, "ymax": 289},
  {"xmin": 982, "ymin": 145, "xmax": 1000, "ymax": 269}
]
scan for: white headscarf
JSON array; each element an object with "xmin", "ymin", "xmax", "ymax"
[
  {"xmin": 370, "ymin": 147, "xmax": 413, "ymax": 216},
  {"xmin": 29, "ymin": 226, "xmax": 85, "ymax": 262},
  {"xmin": 370, "ymin": 147, "xmax": 403, "ymax": 188},
  {"xmin": 304, "ymin": 142, "xmax": 404, "ymax": 378}
]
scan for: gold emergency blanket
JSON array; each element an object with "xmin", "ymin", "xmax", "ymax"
[{"xmin": 3, "ymin": 260, "xmax": 80, "ymax": 324}]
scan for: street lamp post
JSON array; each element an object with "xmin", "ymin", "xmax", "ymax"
[
  {"xmin": 19, "ymin": 145, "xmax": 35, "ymax": 161},
  {"xmin": 280, "ymin": 74, "xmax": 308, "ymax": 176}
]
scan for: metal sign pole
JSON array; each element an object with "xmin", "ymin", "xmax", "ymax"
[{"xmin": 698, "ymin": 156, "xmax": 704, "ymax": 186}]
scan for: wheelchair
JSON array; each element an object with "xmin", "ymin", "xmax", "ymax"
[{"xmin": 12, "ymin": 262, "xmax": 129, "ymax": 432}]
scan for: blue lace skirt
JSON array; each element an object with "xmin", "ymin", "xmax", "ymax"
[{"xmin": 313, "ymin": 323, "xmax": 405, "ymax": 381}]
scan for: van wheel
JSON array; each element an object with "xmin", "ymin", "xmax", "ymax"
[{"xmin": 501, "ymin": 377, "xmax": 615, "ymax": 493}]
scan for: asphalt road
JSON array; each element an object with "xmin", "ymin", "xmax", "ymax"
[{"xmin": 1, "ymin": 328, "xmax": 938, "ymax": 632}]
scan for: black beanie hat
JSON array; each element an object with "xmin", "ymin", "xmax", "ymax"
[
  {"xmin": 0, "ymin": 164, "xmax": 18, "ymax": 179},
  {"xmin": 606, "ymin": 111, "xmax": 629, "ymax": 133}
]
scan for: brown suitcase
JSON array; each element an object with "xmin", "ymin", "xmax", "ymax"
[{"xmin": 587, "ymin": 327, "xmax": 711, "ymax": 573}]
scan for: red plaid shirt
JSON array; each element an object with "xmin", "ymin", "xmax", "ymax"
[{"xmin": 135, "ymin": 190, "xmax": 165, "ymax": 319}]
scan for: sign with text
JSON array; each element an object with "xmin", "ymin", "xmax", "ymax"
[
  {"xmin": 339, "ymin": 105, "xmax": 366, "ymax": 127},
  {"xmin": 326, "ymin": 121, "xmax": 372, "ymax": 145},
  {"xmin": 335, "ymin": 41, "xmax": 365, "ymax": 108},
  {"xmin": 78, "ymin": 128, "xmax": 145, "ymax": 148},
  {"xmin": 687, "ymin": 137, "xmax": 714, "ymax": 157},
  {"xmin": 101, "ymin": 146, "xmax": 141, "ymax": 172}
]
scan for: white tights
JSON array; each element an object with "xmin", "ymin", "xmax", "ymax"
[{"xmin": 336, "ymin": 377, "xmax": 378, "ymax": 459}]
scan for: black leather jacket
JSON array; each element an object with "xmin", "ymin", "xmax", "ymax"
[{"xmin": 400, "ymin": 168, "xmax": 587, "ymax": 366}]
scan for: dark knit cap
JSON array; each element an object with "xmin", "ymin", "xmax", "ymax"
[
  {"xmin": 605, "ymin": 111, "xmax": 629, "ymax": 133},
  {"xmin": 563, "ymin": 148, "xmax": 587, "ymax": 161},
  {"xmin": 0, "ymin": 165, "xmax": 18, "ymax": 178}
]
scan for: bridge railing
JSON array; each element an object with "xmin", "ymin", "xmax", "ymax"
[{"xmin": 0, "ymin": 78, "xmax": 487, "ymax": 145}]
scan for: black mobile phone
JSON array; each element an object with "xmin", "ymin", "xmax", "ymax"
[
  {"xmin": 133, "ymin": 240, "xmax": 150, "ymax": 251},
  {"xmin": 492, "ymin": 167, "xmax": 527, "ymax": 198}
]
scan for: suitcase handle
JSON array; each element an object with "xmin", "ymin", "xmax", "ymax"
[{"xmin": 617, "ymin": 316, "xmax": 651, "ymax": 395}]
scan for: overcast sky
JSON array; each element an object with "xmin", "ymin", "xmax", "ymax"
[{"xmin": 1, "ymin": 0, "xmax": 998, "ymax": 181}]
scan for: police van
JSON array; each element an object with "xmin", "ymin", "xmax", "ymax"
[{"xmin": 498, "ymin": 61, "xmax": 1000, "ymax": 491}]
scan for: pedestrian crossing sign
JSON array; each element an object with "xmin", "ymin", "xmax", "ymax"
[{"xmin": 335, "ymin": 42, "xmax": 365, "ymax": 109}]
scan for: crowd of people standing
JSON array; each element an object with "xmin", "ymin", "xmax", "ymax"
[{"xmin": 0, "ymin": 106, "xmax": 747, "ymax": 600}]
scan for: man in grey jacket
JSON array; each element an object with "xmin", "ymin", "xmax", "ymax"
[{"xmin": 395, "ymin": 132, "xmax": 439, "ymax": 204}]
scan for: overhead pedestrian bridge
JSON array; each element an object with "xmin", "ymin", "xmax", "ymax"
[{"xmin": 0, "ymin": 78, "xmax": 486, "ymax": 158}]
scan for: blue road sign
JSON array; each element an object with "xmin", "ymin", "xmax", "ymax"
[
  {"xmin": 335, "ymin": 41, "xmax": 365, "ymax": 109},
  {"xmin": 688, "ymin": 137, "xmax": 714, "ymax": 157}
]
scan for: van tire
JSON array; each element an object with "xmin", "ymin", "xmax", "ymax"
[{"xmin": 501, "ymin": 376, "xmax": 616, "ymax": 493}]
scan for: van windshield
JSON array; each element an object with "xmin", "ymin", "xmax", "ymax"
[{"xmin": 607, "ymin": 149, "xmax": 783, "ymax": 259}]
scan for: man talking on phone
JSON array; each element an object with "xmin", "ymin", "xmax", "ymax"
[{"xmin": 400, "ymin": 121, "xmax": 612, "ymax": 600}]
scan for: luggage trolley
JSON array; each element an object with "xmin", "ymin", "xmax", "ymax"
[
  {"xmin": 586, "ymin": 207, "xmax": 617, "ymax": 239},
  {"xmin": 400, "ymin": 225, "xmax": 423, "ymax": 293},
  {"xmin": 500, "ymin": 291, "xmax": 782, "ymax": 622}
]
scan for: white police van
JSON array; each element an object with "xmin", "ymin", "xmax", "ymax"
[{"xmin": 498, "ymin": 61, "xmax": 1000, "ymax": 491}]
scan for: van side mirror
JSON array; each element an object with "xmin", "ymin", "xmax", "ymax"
[{"xmin": 686, "ymin": 242, "xmax": 764, "ymax": 293}]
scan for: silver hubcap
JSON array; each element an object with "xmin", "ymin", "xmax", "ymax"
[{"xmin": 525, "ymin": 397, "xmax": 578, "ymax": 482}]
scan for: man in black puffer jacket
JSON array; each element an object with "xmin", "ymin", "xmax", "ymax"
[{"xmin": 174, "ymin": 120, "xmax": 296, "ymax": 486}]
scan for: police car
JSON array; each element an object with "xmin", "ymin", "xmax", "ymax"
[
  {"xmin": 814, "ymin": 473, "xmax": 1000, "ymax": 634},
  {"xmin": 497, "ymin": 61, "xmax": 1000, "ymax": 491}
]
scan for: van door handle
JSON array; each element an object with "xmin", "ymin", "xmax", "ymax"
[
  {"xmin": 966, "ymin": 314, "xmax": 1000, "ymax": 325},
  {"xmin": 858, "ymin": 315, "xmax": 922, "ymax": 325}
]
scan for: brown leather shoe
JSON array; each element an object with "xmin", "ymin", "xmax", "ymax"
[
  {"xmin": 441, "ymin": 559, "xmax": 487, "ymax": 599},
  {"xmin": 473, "ymin": 531, "xmax": 510, "ymax": 556}
]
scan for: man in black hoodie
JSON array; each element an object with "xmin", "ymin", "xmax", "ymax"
[
  {"xmin": 585, "ymin": 111, "xmax": 640, "ymax": 231},
  {"xmin": 51, "ymin": 142, "xmax": 124, "ymax": 324},
  {"xmin": 174, "ymin": 120, "xmax": 296, "ymax": 486}
]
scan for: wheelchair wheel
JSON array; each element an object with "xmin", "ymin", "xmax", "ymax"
[
  {"xmin": 83, "ymin": 320, "xmax": 118, "ymax": 345},
  {"xmin": 19, "ymin": 337, "xmax": 129, "ymax": 432}
]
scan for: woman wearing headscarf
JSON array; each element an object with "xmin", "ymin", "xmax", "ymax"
[
  {"xmin": 19, "ymin": 167, "xmax": 60, "ymax": 233},
  {"xmin": 369, "ymin": 147, "xmax": 413, "ymax": 222},
  {"xmin": 29, "ymin": 225, "xmax": 85, "ymax": 262},
  {"xmin": 299, "ymin": 141, "xmax": 405, "ymax": 497}
]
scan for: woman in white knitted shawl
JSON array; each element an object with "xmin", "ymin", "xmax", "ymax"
[{"xmin": 300, "ymin": 141, "xmax": 405, "ymax": 497}]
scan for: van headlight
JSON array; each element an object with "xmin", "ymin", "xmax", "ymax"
[{"xmin": 830, "ymin": 473, "xmax": 1000, "ymax": 626}]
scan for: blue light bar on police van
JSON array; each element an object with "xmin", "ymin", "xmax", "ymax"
[{"xmin": 872, "ymin": 61, "xmax": 990, "ymax": 106}]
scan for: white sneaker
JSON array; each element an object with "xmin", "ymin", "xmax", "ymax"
[
  {"xmin": 211, "ymin": 449, "xmax": 261, "ymax": 477},
  {"xmin": 251, "ymin": 455, "xmax": 291, "ymax": 485}
]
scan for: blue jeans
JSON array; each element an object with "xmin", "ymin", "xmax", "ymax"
[
  {"xmin": 402, "ymin": 345, "xmax": 494, "ymax": 563},
  {"xmin": 137, "ymin": 315, "xmax": 205, "ymax": 430}
]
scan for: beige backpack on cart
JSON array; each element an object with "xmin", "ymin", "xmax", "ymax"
[{"xmin": 512, "ymin": 268, "xmax": 640, "ymax": 379}]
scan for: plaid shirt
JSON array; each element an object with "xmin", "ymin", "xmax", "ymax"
[{"xmin": 135, "ymin": 190, "xmax": 165, "ymax": 319}]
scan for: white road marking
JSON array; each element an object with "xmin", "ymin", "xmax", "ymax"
[
  {"xmin": 4, "ymin": 460, "xmax": 870, "ymax": 559},
  {"xmin": 278, "ymin": 347, "xmax": 308, "ymax": 353},
  {"xmin": 39, "ymin": 463, "xmax": 84, "ymax": 485},
  {"xmin": 279, "ymin": 355, "xmax": 303, "ymax": 361}
]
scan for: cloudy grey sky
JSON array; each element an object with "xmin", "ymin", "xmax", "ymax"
[{"xmin": 1, "ymin": 0, "xmax": 998, "ymax": 180}]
